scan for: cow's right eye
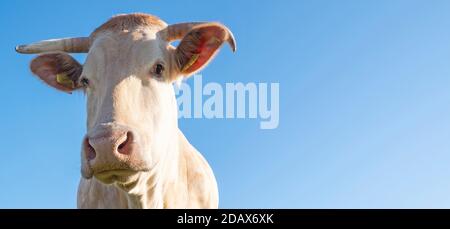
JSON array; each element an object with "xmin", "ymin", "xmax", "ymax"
[{"xmin": 80, "ymin": 78, "xmax": 89, "ymax": 87}]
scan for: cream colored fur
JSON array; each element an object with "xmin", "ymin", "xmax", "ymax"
[{"xmin": 77, "ymin": 25, "xmax": 218, "ymax": 208}]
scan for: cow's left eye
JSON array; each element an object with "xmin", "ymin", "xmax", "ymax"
[{"xmin": 152, "ymin": 62, "xmax": 165, "ymax": 78}]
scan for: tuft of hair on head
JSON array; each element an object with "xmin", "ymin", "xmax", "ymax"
[{"xmin": 90, "ymin": 13, "xmax": 167, "ymax": 38}]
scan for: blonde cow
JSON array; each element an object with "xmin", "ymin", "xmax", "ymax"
[{"xmin": 16, "ymin": 13, "xmax": 236, "ymax": 208}]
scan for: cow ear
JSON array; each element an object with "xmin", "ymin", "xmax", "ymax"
[
  {"xmin": 173, "ymin": 23, "xmax": 236, "ymax": 78},
  {"xmin": 30, "ymin": 52, "xmax": 83, "ymax": 93}
]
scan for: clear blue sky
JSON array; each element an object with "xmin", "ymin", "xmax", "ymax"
[{"xmin": 1, "ymin": 0, "xmax": 450, "ymax": 208}]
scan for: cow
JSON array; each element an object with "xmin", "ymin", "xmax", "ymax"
[{"xmin": 15, "ymin": 13, "xmax": 236, "ymax": 208}]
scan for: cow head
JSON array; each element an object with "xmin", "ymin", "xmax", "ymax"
[{"xmin": 16, "ymin": 14, "xmax": 235, "ymax": 191}]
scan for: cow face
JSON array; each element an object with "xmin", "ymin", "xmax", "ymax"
[
  {"xmin": 18, "ymin": 14, "xmax": 235, "ymax": 190},
  {"xmin": 79, "ymin": 29, "xmax": 178, "ymax": 185}
]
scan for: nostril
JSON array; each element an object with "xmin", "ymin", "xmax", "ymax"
[
  {"xmin": 84, "ymin": 137, "xmax": 96, "ymax": 160},
  {"xmin": 117, "ymin": 131, "xmax": 133, "ymax": 155}
]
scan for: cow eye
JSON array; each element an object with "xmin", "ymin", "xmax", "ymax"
[
  {"xmin": 152, "ymin": 63, "xmax": 165, "ymax": 78},
  {"xmin": 80, "ymin": 78, "xmax": 89, "ymax": 87}
]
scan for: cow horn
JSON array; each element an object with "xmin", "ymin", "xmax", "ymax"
[
  {"xmin": 162, "ymin": 22, "xmax": 236, "ymax": 52},
  {"xmin": 15, "ymin": 37, "xmax": 91, "ymax": 54}
]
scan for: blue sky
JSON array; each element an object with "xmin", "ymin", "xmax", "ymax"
[{"xmin": 1, "ymin": 0, "xmax": 450, "ymax": 208}]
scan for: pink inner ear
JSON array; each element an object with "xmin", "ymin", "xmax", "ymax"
[
  {"xmin": 184, "ymin": 26, "xmax": 227, "ymax": 73},
  {"xmin": 30, "ymin": 56, "xmax": 73, "ymax": 92}
]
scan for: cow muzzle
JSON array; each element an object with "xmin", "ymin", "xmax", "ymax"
[{"xmin": 81, "ymin": 123, "xmax": 149, "ymax": 184}]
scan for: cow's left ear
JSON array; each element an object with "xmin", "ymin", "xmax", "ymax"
[
  {"xmin": 30, "ymin": 52, "xmax": 83, "ymax": 93},
  {"xmin": 173, "ymin": 23, "xmax": 236, "ymax": 78}
]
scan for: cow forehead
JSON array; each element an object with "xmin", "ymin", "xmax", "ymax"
[
  {"xmin": 90, "ymin": 28, "xmax": 162, "ymax": 54},
  {"xmin": 83, "ymin": 31, "xmax": 166, "ymax": 83}
]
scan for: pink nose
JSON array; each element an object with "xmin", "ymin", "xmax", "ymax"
[{"xmin": 83, "ymin": 127, "xmax": 134, "ymax": 162}]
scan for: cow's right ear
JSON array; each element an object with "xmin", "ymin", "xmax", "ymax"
[{"xmin": 30, "ymin": 52, "xmax": 83, "ymax": 93}]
